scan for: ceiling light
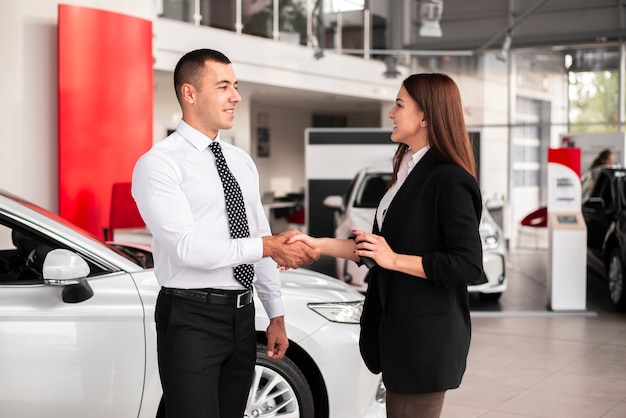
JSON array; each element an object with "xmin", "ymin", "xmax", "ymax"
[
  {"xmin": 383, "ymin": 55, "xmax": 401, "ymax": 79},
  {"xmin": 419, "ymin": 0, "xmax": 443, "ymax": 38},
  {"xmin": 496, "ymin": 34, "xmax": 512, "ymax": 62}
]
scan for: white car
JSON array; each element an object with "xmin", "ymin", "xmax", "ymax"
[
  {"xmin": 323, "ymin": 165, "xmax": 507, "ymax": 300},
  {"xmin": 0, "ymin": 190, "xmax": 385, "ymax": 418}
]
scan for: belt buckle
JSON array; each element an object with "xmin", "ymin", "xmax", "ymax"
[{"xmin": 236, "ymin": 291, "xmax": 250, "ymax": 308}]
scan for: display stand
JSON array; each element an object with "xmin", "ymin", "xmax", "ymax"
[{"xmin": 546, "ymin": 148, "xmax": 587, "ymax": 311}]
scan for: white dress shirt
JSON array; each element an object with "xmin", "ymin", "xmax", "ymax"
[
  {"xmin": 377, "ymin": 145, "xmax": 430, "ymax": 228},
  {"xmin": 132, "ymin": 120, "xmax": 283, "ymax": 318}
]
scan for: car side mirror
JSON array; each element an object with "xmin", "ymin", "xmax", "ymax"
[
  {"xmin": 583, "ymin": 197, "xmax": 605, "ymax": 210},
  {"xmin": 323, "ymin": 195, "xmax": 345, "ymax": 212},
  {"xmin": 43, "ymin": 249, "xmax": 93, "ymax": 303},
  {"xmin": 485, "ymin": 198, "xmax": 504, "ymax": 211}
]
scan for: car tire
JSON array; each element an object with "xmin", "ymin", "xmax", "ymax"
[
  {"xmin": 245, "ymin": 344, "xmax": 315, "ymax": 418},
  {"xmin": 606, "ymin": 248, "xmax": 626, "ymax": 311}
]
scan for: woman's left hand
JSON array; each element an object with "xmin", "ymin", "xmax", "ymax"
[{"xmin": 352, "ymin": 229, "xmax": 397, "ymax": 271}]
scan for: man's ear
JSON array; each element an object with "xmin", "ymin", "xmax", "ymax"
[{"xmin": 181, "ymin": 83, "xmax": 195, "ymax": 104}]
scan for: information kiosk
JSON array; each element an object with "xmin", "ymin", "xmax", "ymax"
[{"xmin": 546, "ymin": 148, "xmax": 587, "ymax": 311}]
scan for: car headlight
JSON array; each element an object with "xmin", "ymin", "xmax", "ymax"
[
  {"xmin": 307, "ymin": 301, "xmax": 363, "ymax": 324},
  {"xmin": 481, "ymin": 233, "xmax": 500, "ymax": 250},
  {"xmin": 479, "ymin": 222, "xmax": 501, "ymax": 250}
]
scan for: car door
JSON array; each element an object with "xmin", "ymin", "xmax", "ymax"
[
  {"xmin": 0, "ymin": 216, "xmax": 146, "ymax": 418},
  {"xmin": 582, "ymin": 170, "xmax": 617, "ymax": 259}
]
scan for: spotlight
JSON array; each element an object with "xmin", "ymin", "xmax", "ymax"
[
  {"xmin": 496, "ymin": 34, "xmax": 512, "ymax": 62},
  {"xmin": 383, "ymin": 55, "xmax": 401, "ymax": 79},
  {"xmin": 419, "ymin": 0, "xmax": 443, "ymax": 38}
]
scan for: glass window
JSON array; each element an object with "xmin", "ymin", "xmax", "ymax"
[
  {"xmin": 354, "ymin": 173, "xmax": 392, "ymax": 208},
  {"xmin": 513, "ymin": 169, "xmax": 540, "ymax": 187}
]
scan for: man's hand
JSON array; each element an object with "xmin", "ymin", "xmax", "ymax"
[
  {"xmin": 263, "ymin": 229, "xmax": 319, "ymax": 269},
  {"xmin": 266, "ymin": 316, "xmax": 288, "ymax": 360}
]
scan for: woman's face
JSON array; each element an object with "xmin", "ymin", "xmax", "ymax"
[{"xmin": 388, "ymin": 85, "xmax": 428, "ymax": 150}]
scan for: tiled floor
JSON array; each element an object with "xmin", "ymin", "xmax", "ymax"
[
  {"xmin": 443, "ymin": 249, "xmax": 626, "ymax": 418},
  {"xmin": 309, "ymin": 248, "xmax": 626, "ymax": 417}
]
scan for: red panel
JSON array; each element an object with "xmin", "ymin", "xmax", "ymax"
[
  {"xmin": 58, "ymin": 4, "xmax": 152, "ymax": 237},
  {"xmin": 548, "ymin": 147, "xmax": 581, "ymax": 177}
]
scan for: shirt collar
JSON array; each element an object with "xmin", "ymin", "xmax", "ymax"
[
  {"xmin": 176, "ymin": 119, "xmax": 222, "ymax": 151},
  {"xmin": 408, "ymin": 145, "xmax": 430, "ymax": 170}
]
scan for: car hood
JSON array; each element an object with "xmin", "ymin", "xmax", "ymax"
[{"xmin": 279, "ymin": 268, "xmax": 365, "ymax": 302}]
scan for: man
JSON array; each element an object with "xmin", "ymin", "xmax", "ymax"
[{"xmin": 132, "ymin": 48, "xmax": 318, "ymax": 418}]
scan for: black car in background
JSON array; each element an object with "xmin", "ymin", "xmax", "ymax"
[{"xmin": 581, "ymin": 165, "xmax": 626, "ymax": 311}]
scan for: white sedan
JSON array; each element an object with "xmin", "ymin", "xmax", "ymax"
[
  {"xmin": 0, "ymin": 190, "xmax": 385, "ymax": 418},
  {"xmin": 323, "ymin": 164, "xmax": 507, "ymax": 300}
]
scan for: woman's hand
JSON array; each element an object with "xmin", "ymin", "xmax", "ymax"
[
  {"xmin": 352, "ymin": 229, "xmax": 398, "ymax": 271},
  {"xmin": 283, "ymin": 231, "xmax": 319, "ymax": 249},
  {"xmin": 284, "ymin": 233, "xmax": 361, "ymax": 264},
  {"xmin": 274, "ymin": 231, "xmax": 320, "ymax": 270}
]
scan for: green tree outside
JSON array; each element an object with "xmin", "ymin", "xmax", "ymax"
[{"xmin": 569, "ymin": 70, "xmax": 620, "ymax": 133}]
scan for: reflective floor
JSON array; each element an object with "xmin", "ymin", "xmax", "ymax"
[
  {"xmin": 448, "ymin": 249, "xmax": 626, "ymax": 418},
  {"xmin": 308, "ymin": 248, "xmax": 626, "ymax": 417}
]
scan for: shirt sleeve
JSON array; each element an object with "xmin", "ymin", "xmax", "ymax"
[
  {"xmin": 132, "ymin": 152, "xmax": 264, "ymax": 271},
  {"xmin": 249, "ymin": 175, "xmax": 285, "ymax": 318}
]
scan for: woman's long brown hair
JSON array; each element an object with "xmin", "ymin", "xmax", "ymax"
[{"xmin": 391, "ymin": 73, "xmax": 477, "ymax": 184}]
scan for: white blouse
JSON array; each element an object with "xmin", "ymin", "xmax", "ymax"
[{"xmin": 376, "ymin": 145, "xmax": 430, "ymax": 228}]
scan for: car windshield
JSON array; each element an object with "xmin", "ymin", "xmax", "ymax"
[
  {"xmin": 354, "ymin": 173, "xmax": 392, "ymax": 208},
  {"xmin": 1, "ymin": 190, "xmax": 144, "ymax": 266}
]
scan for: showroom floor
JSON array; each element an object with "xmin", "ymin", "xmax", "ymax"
[{"xmin": 308, "ymin": 248, "xmax": 626, "ymax": 418}]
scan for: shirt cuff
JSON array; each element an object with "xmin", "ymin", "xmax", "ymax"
[
  {"xmin": 242, "ymin": 237, "xmax": 264, "ymax": 264},
  {"xmin": 259, "ymin": 295, "xmax": 285, "ymax": 319}
]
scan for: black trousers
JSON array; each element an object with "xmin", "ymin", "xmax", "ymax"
[{"xmin": 155, "ymin": 289, "xmax": 256, "ymax": 418}]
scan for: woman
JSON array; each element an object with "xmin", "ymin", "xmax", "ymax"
[
  {"xmin": 589, "ymin": 148, "xmax": 614, "ymax": 169},
  {"xmin": 287, "ymin": 73, "xmax": 483, "ymax": 417}
]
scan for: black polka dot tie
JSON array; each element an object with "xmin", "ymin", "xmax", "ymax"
[{"xmin": 209, "ymin": 141, "xmax": 254, "ymax": 290}]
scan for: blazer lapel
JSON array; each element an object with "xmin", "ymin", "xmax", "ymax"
[{"xmin": 380, "ymin": 150, "xmax": 439, "ymax": 236}]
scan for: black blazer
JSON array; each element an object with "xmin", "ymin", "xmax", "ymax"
[{"xmin": 359, "ymin": 150, "xmax": 483, "ymax": 394}]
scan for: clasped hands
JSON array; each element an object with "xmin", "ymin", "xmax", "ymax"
[
  {"xmin": 273, "ymin": 229, "xmax": 396, "ymax": 270},
  {"xmin": 263, "ymin": 229, "xmax": 319, "ymax": 269}
]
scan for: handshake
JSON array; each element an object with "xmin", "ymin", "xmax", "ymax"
[
  {"xmin": 262, "ymin": 229, "xmax": 319, "ymax": 270},
  {"xmin": 262, "ymin": 229, "xmax": 377, "ymax": 270}
]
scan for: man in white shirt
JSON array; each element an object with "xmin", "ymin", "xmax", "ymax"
[{"xmin": 132, "ymin": 48, "xmax": 318, "ymax": 418}]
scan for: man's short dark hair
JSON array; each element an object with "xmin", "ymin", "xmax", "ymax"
[{"xmin": 173, "ymin": 49, "xmax": 232, "ymax": 104}]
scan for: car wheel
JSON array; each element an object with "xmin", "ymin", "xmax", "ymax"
[
  {"xmin": 245, "ymin": 344, "xmax": 315, "ymax": 418},
  {"xmin": 607, "ymin": 249, "xmax": 626, "ymax": 311},
  {"xmin": 479, "ymin": 292, "xmax": 502, "ymax": 302}
]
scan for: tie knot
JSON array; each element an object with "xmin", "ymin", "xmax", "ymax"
[{"xmin": 208, "ymin": 141, "xmax": 222, "ymax": 155}]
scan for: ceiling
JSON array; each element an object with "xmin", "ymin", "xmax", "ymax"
[
  {"xmin": 400, "ymin": 0, "xmax": 625, "ymax": 52},
  {"xmin": 154, "ymin": 0, "xmax": 625, "ymax": 115}
]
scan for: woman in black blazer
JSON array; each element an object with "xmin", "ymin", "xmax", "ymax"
[{"xmin": 287, "ymin": 73, "xmax": 483, "ymax": 417}]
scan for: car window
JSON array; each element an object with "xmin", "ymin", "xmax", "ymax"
[
  {"xmin": 590, "ymin": 173, "xmax": 614, "ymax": 209},
  {"xmin": 354, "ymin": 173, "xmax": 392, "ymax": 208},
  {"xmin": 0, "ymin": 216, "xmax": 109, "ymax": 285}
]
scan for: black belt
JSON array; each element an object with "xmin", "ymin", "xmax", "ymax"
[{"xmin": 162, "ymin": 287, "xmax": 253, "ymax": 308}]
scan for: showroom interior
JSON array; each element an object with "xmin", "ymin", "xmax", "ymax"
[{"xmin": 2, "ymin": 0, "xmax": 626, "ymax": 417}]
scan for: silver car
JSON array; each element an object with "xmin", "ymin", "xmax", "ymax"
[
  {"xmin": 323, "ymin": 165, "xmax": 507, "ymax": 300},
  {"xmin": 0, "ymin": 190, "xmax": 385, "ymax": 418}
]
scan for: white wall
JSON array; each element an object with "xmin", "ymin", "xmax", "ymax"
[
  {"xmin": 153, "ymin": 75, "xmax": 384, "ymax": 199},
  {"xmin": 0, "ymin": 0, "xmax": 155, "ymax": 211},
  {"xmin": 2, "ymin": 0, "xmax": 568, "ymax": 224}
]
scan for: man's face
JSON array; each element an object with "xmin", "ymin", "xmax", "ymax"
[{"xmin": 190, "ymin": 60, "xmax": 241, "ymax": 138}]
